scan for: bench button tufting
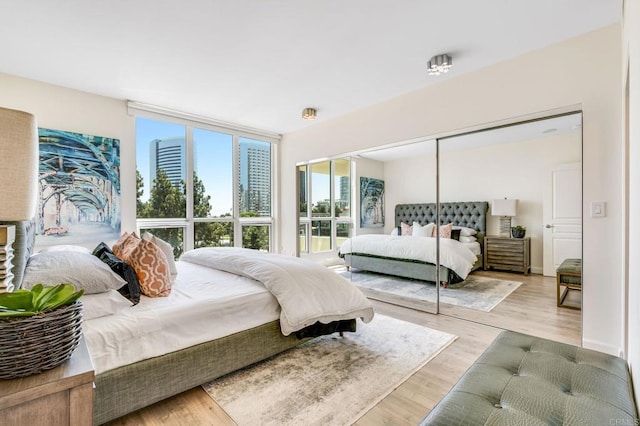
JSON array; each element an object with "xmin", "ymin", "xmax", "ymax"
[{"xmin": 494, "ymin": 403, "xmax": 502, "ymax": 409}]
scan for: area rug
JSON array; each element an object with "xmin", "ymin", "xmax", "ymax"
[
  {"xmin": 344, "ymin": 271, "xmax": 522, "ymax": 312},
  {"xmin": 202, "ymin": 315, "xmax": 456, "ymax": 426}
]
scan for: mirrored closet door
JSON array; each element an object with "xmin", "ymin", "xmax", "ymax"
[
  {"xmin": 437, "ymin": 112, "xmax": 583, "ymax": 341},
  {"xmin": 296, "ymin": 112, "xmax": 583, "ymax": 341}
]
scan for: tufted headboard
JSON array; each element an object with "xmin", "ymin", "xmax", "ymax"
[
  {"xmin": 1, "ymin": 219, "xmax": 36, "ymax": 289},
  {"xmin": 394, "ymin": 202, "xmax": 488, "ymax": 237}
]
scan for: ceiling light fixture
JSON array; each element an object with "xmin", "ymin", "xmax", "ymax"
[
  {"xmin": 427, "ymin": 54, "xmax": 452, "ymax": 76},
  {"xmin": 302, "ymin": 108, "xmax": 317, "ymax": 120}
]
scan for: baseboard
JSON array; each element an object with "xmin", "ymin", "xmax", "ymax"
[
  {"xmin": 531, "ymin": 266, "xmax": 543, "ymax": 275},
  {"xmin": 582, "ymin": 338, "xmax": 622, "ymax": 357}
]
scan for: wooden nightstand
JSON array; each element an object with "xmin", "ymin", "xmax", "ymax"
[
  {"xmin": 484, "ymin": 236, "xmax": 531, "ymax": 275},
  {"xmin": 0, "ymin": 336, "xmax": 95, "ymax": 425}
]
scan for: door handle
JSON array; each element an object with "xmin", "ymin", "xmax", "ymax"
[{"xmin": 545, "ymin": 224, "xmax": 553, "ymax": 229}]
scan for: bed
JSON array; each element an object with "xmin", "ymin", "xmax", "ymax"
[
  {"xmin": 6, "ymin": 221, "xmax": 375, "ymax": 425},
  {"xmin": 338, "ymin": 201, "xmax": 488, "ymax": 286}
]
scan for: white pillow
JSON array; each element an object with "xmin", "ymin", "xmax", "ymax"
[
  {"xmin": 412, "ymin": 222, "xmax": 435, "ymax": 238},
  {"xmin": 390, "ymin": 227, "xmax": 399, "ymax": 236},
  {"xmin": 459, "ymin": 235, "xmax": 478, "ymax": 243},
  {"xmin": 22, "ymin": 251, "xmax": 126, "ymax": 294},
  {"xmin": 81, "ymin": 290, "xmax": 133, "ymax": 321},
  {"xmin": 38, "ymin": 244, "xmax": 91, "ymax": 254},
  {"xmin": 453, "ymin": 226, "xmax": 478, "ymax": 237},
  {"xmin": 143, "ymin": 232, "xmax": 178, "ymax": 283}
]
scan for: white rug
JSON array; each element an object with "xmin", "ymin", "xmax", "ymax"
[
  {"xmin": 345, "ymin": 271, "xmax": 522, "ymax": 312},
  {"xmin": 202, "ymin": 315, "xmax": 456, "ymax": 426}
]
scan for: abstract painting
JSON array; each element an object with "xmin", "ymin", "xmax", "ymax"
[
  {"xmin": 360, "ymin": 177, "xmax": 384, "ymax": 228},
  {"xmin": 36, "ymin": 128, "xmax": 121, "ymax": 249}
]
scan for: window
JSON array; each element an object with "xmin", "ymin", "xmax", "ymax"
[
  {"xmin": 298, "ymin": 158, "xmax": 353, "ymax": 254},
  {"xmin": 135, "ymin": 113, "xmax": 276, "ymax": 255}
]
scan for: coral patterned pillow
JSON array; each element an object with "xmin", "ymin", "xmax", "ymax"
[
  {"xmin": 112, "ymin": 231, "xmax": 131, "ymax": 258},
  {"xmin": 113, "ymin": 232, "xmax": 171, "ymax": 297},
  {"xmin": 432, "ymin": 223, "xmax": 453, "ymax": 239}
]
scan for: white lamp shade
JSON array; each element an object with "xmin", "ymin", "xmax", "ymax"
[
  {"xmin": 0, "ymin": 107, "xmax": 38, "ymax": 221},
  {"xmin": 491, "ymin": 199, "xmax": 517, "ymax": 217}
]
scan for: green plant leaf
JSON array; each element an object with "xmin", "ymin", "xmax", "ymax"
[
  {"xmin": 0, "ymin": 291, "xmax": 34, "ymax": 311},
  {"xmin": 0, "ymin": 308, "xmax": 36, "ymax": 317},
  {"xmin": 0, "ymin": 284, "xmax": 83, "ymax": 316},
  {"xmin": 33, "ymin": 284, "xmax": 64, "ymax": 312},
  {"xmin": 39, "ymin": 284, "xmax": 82, "ymax": 311}
]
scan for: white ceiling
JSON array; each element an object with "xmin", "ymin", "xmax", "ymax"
[
  {"xmin": 0, "ymin": 1, "xmax": 620, "ymax": 134},
  {"xmin": 359, "ymin": 113, "xmax": 582, "ymax": 161}
]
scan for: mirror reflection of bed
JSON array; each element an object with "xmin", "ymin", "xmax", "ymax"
[{"xmin": 303, "ymin": 112, "xmax": 583, "ymax": 344}]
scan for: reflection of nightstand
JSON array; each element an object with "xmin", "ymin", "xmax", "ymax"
[
  {"xmin": 0, "ymin": 336, "xmax": 94, "ymax": 425},
  {"xmin": 484, "ymin": 236, "xmax": 531, "ymax": 275}
]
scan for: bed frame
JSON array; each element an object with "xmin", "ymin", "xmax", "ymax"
[
  {"xmin": 343, "ymin": 201, "xmax": 488, "ymax": 285},
  {"xmin": 6, "ymin": 219, "xmax": 336, "ymax": 424}
]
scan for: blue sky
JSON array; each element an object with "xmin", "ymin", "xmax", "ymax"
[
  {"xmin": 136, "ymin": 117, "xmax": 233, "ymax": 216},
  {"xmin": 137, "ymin": 117, "xmax": 337, "ymax": 215}
]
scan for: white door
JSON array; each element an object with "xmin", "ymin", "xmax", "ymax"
[{"xmin": 543, "ymin": 162, "xmax": 582, "ymax": 276}]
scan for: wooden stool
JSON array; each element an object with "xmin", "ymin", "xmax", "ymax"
[{"xmin": 556, "ymin": 258, "xmax": 582, "ymax": 309}]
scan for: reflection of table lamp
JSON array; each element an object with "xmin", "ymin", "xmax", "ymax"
[
  {"xmin": 0, "ymin": 107, "xmax": 39, "ymax": 292},
  {"xmin": 491, "ymin": 198, "xmax": 518, "ymax": 237}
]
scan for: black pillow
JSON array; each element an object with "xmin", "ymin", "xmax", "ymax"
[
  {"xmin": 92, "ymin": 242, "xmax": 141, "ymax": 305},
  {"xmin": 451, "ymin": 228, "xmax": 461, "ymax": 241}
]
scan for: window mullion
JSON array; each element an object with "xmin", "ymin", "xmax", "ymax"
[
  {"xmin": 184, "ymin": 127, "xmax": 195, "ymax": 252},
  {"xmin": 232, "ymin": 134, "xmax": 240, "ymax": 247}
]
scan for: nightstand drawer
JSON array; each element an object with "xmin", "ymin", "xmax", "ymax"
[{"xmin": 484, "ymin": 236, "xmax": 531, "ymax": 275}]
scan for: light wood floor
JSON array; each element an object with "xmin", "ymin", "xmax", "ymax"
[{"xmin": 104, "ymin": 271, "xmax": 581, "ymax": 426}]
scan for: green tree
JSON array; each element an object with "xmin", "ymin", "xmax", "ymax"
[
  {"xmin": 241, "ymin": 212, "xmax": 269, "ymax": 251},
  {"xmin": 146, "ymin": 169, "xmax": 185, "ymax": 218},
  {"xmin": 136, "ymin": 170, "xmax": 147, "ymax": 217},
  {"xmin": 136, "ymin": 169, "xmax": 240, "ymax": 257},
  {"xmin": 193, "ymin": 173, "xmax": 212, "ymax": 218}
]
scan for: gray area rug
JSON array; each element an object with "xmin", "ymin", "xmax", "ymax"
[
  {"xmin": 202, "ymin": 314, "xmax": 456, "ymax": 426},
  {"xmin": 344, "ymin": 271, "xmax": 522, "ymax": 312}
]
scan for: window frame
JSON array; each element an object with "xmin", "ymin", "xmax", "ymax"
[
  {"xmin": 297, "ymin": 158, "xmax": 353, "ymax": 255},
  {"xmin": 131, "ymin": 103, "xmax": 280, "ymax": 253}
]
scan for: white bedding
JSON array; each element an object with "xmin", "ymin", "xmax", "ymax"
[
  {"xmin": 180, "ymin": 247, "xmax": 375, "ymax": 336},
  {"xmin": 338, "ymin": 234, "xmax": 478, "ymax": 279},
  {"xmin": 461, "ymin": 241, "xmax": 482, "ymax": 256},
  {"xmin": 84, "ymin": 261, "xmax": 280, "ymax": 375}
]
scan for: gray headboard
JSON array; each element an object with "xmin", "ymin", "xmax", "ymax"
[
  {"xmin": 394, "ymin": 202, "xmax": 488, "ymax": 234},
  {"xmin": 1, "ymin": 219, "xmax": 36, "ymax": 289}
]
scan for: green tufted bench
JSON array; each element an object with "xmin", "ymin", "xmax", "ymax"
[
  {"xmin": 557, "ymin": 258, "xmax": 582, "ymax": 309},
  {"xmin": 421, "ymin": 331, "xmax": 637, "ymax": 426}
]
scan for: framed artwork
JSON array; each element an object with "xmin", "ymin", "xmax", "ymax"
[
  {"xmin": 36, "ymin": 128, "xmax": 121, "ymax": 249},
  {"xmin": 360, "ymin": 177, "xmax": 384, "ymax": 228}
]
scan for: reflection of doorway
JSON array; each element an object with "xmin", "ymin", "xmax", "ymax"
[{"xmin": 543, "ymin": 162, "xmax": 582, "ymax": 276}]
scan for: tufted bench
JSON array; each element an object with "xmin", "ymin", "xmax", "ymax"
[
  {"xmin": 557, "ymin": 258, "xmax": 582, "ymax": 309},
  {"xmin": 421, "ymin": 331, "xmax": 637, "ymax": 425}
]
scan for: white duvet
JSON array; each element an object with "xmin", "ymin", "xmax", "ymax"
[
  {"xmin": 338, "ymin": 234, "xmax": 478, "ymax": 279},
  {"xmin": 180, "ymin": 248, "xmax": 375, "ymax": 335}
]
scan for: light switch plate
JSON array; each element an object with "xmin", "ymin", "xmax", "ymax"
[{"xmin": 591, "ymin": 201, "xmax": 606, "ymax": 218}]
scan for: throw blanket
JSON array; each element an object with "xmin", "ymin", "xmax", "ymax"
[
  {"xmin": 180, "ymin": 248, "xmax": 374, "ymax": 335},
  {"xmin": 338, "ymin": 235, "xmax": 478, "ymax": 279}
]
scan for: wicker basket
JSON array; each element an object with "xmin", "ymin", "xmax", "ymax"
[{"xmin": 0, "ymin": 301, "xmax": 83, "ymax": 379}]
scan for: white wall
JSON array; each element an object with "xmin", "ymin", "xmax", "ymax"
[
  {"xmin": 624, "ymin": 0, "xmax": 640, "ymax": 400},
  {"xmin": 381, "ymin": 133, "xmax": 581, "ymax": 273},
  {"xmin": 0, "ymin": 73, "xmax": 137, "ymax": 234},
  {"xmin": 280, "ymin": 24, "xmax": 623, "ymax": 354}
]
